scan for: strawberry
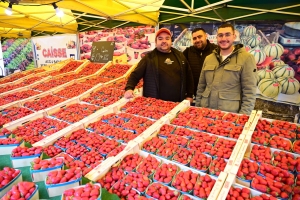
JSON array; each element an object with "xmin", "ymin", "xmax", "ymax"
[
  {"xmin": 172, "ymin": 147, "xmax": 193, "ymax": 165},
  {"xmin": 190, "ymin": 151, "xmax": 211, "ymax": 171},
  {"xmin": 209, "ymin": 157, "xmax": 227, "ymax": 176},
  {"xmin": 136, "ymin": 154, "xmax": 160, "ymax": 176},
  {"xmin": 259, "ymin": 162, "xmax": 294, "ymax": 185},
  {"xmin": 293, "ymin": 140, "xmax": 300, "ymax": 154},
  {"xmin": 156, "ymin": 142, "xmax": 179, "ymax": 158},
  {"xmin": 192, "ymin": 132, "xmax": 218, "ymax": 145},
  {"xmin": 123, "ymin": 172, "xmax": 151, "ymax": 193},
  {"xmin": 146, "ymin": 183, "xmax": 180, "ymax": 199},
  {"xmin": 158, "ymin": 124, "xmax": 176, "ymax": 137},
  {"xmin": 172, "ymin": 170, "xmax": 198, "ymax": 192},
  {"xmin": 119, "ymin": 154, "xmax": 143, "ymax": 172},
  {"xmin": 96, "ymin": 167, "xmax": 124, "ymax": 190},
  {"xmin": 153, "ymin": 163, "xmax": 178, "ymax": 183},
  {"xmin": 255, "ymin": 119, "xmax": 272, "ymax": 132},
  {"xmin": 252, "ymin": 130, "xmax": 271, "ymax": 146},
  {"xmin": 250, "ymin": 145, "xmax": 272, "ymax": 164},
  {"xmin": 272, "ymin": 150, "xmax": 296, "ymax": 171},
  {"xmin": 237, "ymin": 159, "xmax": 259, "ymax": 180},
  {"xmin": 210, "ymin": 138, "xmax": 236, "ymax": 159},
  {"xmin": 226, "ymin": 186, "xmax": 251, "ymax": 199},
  {"xmin": 193, "ymin": 174, "xmax": 216, "ymax": 199},
  {"xmin": 269, "ymin": 136, "xmax": 292, "ymax": 152},
  {"xmin": 173, "ymin": 127, "xmax": 195, "ymax": 138},
  {"xmin": 187, "ymin": 140, "xmax": 213, "ymax": 154}
]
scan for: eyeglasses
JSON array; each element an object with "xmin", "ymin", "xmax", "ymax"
[{"xmin": 217, "ymin": 33, "xmax": 233, "ymax": 38}]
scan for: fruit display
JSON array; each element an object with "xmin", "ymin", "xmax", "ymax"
[
  {"xmin": 237, "ymin": 158, "xmax": 259, "ymax": 181},
  {"xmin": 51, "ymin": 103, "xmax": 100, "ymax": 123},
  {"xmin": 11, "ymin": 146, "xmax": 43, "ymax": 157},
  {"xmin": 32, "ymin": 79, "xmax": 66, "ymax": 92},
  {"xmin": 99, "ymin": 63, "xmax": 132, "ymax": 79},
  {"xmin": 0, "ymin": 138, "xmax": 22, "ymax": 145},
  {"xmin": 0, "ymin": 117, "xmax": 69, "ymax": 144},
  {"xmin": 82, "ymin": 82, "xmax": 125, "ymax": 107},
  {"xmin": 57, "ymin": 61, "xmax": 83, "ymax": 74},
  {"xmin": 54, "ymin": 83, "xmax": 93, "ymax": 99},
  {"xmin": 77, "ymin": 63, "xmax": 105, "ymax": 76},
  {"xmin": 0, "ymin": 89, "xmax": 41, "ymax": 106},
  {"xmin": 45, "ymin": 168, "xmax": 82, "ymax": 185},
  {"xmin": 146, "ymin": 182, "xmax": 181, "ymax": 199},
  {"xmin": 226, "ymin": 186, "xmax": 251, "ymax": 199},
  {"xmin": 209, "ymin": 157, "xmax": 227, "ymax": 176},
  {"xmin": 121, "ymin": 96, "xmax": 178, "ymax": 119},
  {"xmin": 31, "ymin": 157, "xmax": 63, "ymax": 170},
  {"xmin": 23, "ymin": 94, "xmax": 65, "ymax": 111},
  {"xmin": 63, "ymin": 183, "xmax": 101, "ymax": 200},
  {"xmin": 0, "ymin": 107, "xmax": 33, "ymax": 127},
  {"xmin": 0, "ymin": 167, "xmax": 21, "ymax": 189},
  {"xmin": 1, "ymin": 181, "xmax": 37, "ymax": 200}
]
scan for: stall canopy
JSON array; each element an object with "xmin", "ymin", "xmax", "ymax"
[{"xmin": 0, "ymin": 0, "xmax": 299, "ymax": 38}]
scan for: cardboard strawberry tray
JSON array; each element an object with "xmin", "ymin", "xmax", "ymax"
[
  {"xmin": 45, "ymin": 168, "xmax": 82, "ymax": 197},
  {"xmin": 0, "ymin": 167, "xmax": 22, "ymax": 198},
  {"xmin": 10, "ymin": 146, "xmax": 43, "ymax": 168},
  {"xmin": 1, "ymin": 181, "xmax": 39, "ymax": 200},
  {"xmin": 0, "ymin": 137, "xmax": 22, "ymax": 155},
  {"xmin": 30, "ymin": 157, "xmax": 64, "ymax": 182},
  {"xmin": 61, "ymin": 183, "xmax": 101, "ymax": 200}
]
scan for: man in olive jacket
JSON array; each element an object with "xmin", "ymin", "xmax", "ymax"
[
  {"xmin": 195, "ymin": 24, "xmax": 257, "ymax": 115},
  {"xmin": 183, "ymin": 28, "xmax": 217, "ymax": 98},
  {"xmin": 125, "ymin": 28, "xmax": 194, "ymax": 103}
]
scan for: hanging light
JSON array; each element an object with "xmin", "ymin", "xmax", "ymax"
[
  {"xmin": 5, "ymin": 3, "xmax": 13, "ymax": 16},
  {"xmin": 52, "ymin": 3, "xmax": 64, "ymax": 17}
]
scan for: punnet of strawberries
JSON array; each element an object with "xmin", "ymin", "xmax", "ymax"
[{"xmin": 251, "ymin": 174, "xmax": 291, "ymax": 199}]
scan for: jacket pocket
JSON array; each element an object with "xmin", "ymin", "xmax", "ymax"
[
  {"xmin": 200, "ymin": 89, "xmax": 211, "ymax": 108},
  {"xmin": 203, "ymin": 65, "xmax": 217, "ymax": 84},
  {"xmin": 218, "ymin": 92, "xmax": 241, "ymax": 113},
  {"xmin": 222, "ymin": 65, "xmax": 242, "ymax": 83}
]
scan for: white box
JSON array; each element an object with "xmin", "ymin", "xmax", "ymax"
[
  {"xmin": 0, "ymin": 170, "xmax": 22, "ymax": 198},
  {"xmin": 30, "ymin": 157, "xmax": 64, "ymax": 182},
  {"xmin": 11, "ymin": 154, "xmax": 41, "ymax": 168},
  {"xmin": 46, "ymin": 177, "xmax": 81, "ymax": 197},
  {"xmin": 60, "ymin": 183, "xmax": 102, "ymax": 200},
  {"xmin": 0, "ymin": 143, "xmax": 20, "ymax": 155}
]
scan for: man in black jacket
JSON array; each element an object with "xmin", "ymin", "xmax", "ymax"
[
  {"xmin": 125, "ymin": 28, "xmax": 194, "ymax": 103},
  {"xmin": 183, "ymin": 28, "xmax": 217, "ymax": 98}
]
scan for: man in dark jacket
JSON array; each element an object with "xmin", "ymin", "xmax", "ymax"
[
  {"xmin": 183, "ymin": 28, "xmax": 217, "ymax": 98},
  {"xmin": 125, "ymin": 28, "xmax": 194, "ymax": 103}
]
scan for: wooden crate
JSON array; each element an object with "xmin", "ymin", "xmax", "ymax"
[
  {"xmin": 19, "ymin": 90, "xmax": 55, "ymax": 107},
  {"xmin": 44, "ymin": 97, "xmax": 80, "ymax": 117},
  {"xmin": 122, "ymin": 63, "xmax": 137, "ymax": 78},
  {"xmin": 41, "ymin": 58, "xmax": 72, "ymax": 71},
  {"xmin": 2, "ymin": 110, "xmax": 47, "ymax": 131}
]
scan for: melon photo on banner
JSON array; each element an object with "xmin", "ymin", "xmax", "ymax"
[{"xmin": 160, "ymin": 21, "xmax": 300, "ymax": 105}]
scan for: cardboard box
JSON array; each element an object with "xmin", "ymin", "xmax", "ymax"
[
  {"xmin": 0, "ymin": 169, "xmax": 22, "ymax": 198},
  {"xmin": 60, "ymin": 183, "xmax": 102, "ymax": 200}
]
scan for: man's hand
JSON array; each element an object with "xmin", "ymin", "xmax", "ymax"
[
  {"xmin": 185, "ymin": 97, "xmax": 193, "ymax": 104},
  {"xmin": 124, "ymin": 90, "xmax": 134, "ymax": 99}
]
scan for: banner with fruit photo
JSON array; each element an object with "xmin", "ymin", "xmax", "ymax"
[
  {"xmin": 31, "ymin": 34, "xmax": 78, "ymax": 67},
  {"xmin": 160, "ymin": 21, "xmax": 300, "ymax": 105},
  {"xmin": 79, "ymin": 26, "xmax": 156, "ymax": 65},
  {"xmin": 1, "ymin": 38, "xmax": 34, "ymax": 76}
]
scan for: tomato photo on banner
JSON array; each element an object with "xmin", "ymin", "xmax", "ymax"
[
  {"xmin": 78, "ymin": 26, "xmax": 156, "ymax": 65},
  {"xmin": 160, "ymin": 21, "xmax": 300, "ymax": 106}
]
